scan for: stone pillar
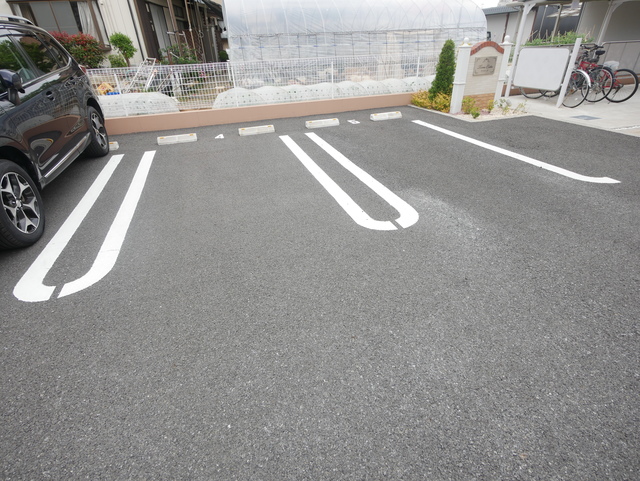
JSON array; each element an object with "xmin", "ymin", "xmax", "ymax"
[
  {"xmin": 452, "ymin": 40, "xmax": 505, "ymax": 111},
  {"xmin": 450, "ymin": 38, "xmax": 472, "ymax": 114},
  {"xmin": 495, "ymin": 36, "xmax": 513, "ymax": 101}
]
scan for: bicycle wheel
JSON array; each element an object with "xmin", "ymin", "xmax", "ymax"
[
  {"xmin": 562, "ymin": 70, "xmax": 589, "ymax": 108},
  {"xmin": 586, "ymin": 66, "xmax": 613, "ymax": 102},
  {"xmin": 542, "ymin": 89, "xmax": 559, "ymax": 98},
  {"xmin": 519, "ymin": 87, "xmax": 544, "ymax": 99},
  {"xmin": 607, "ymin": 68, "xmax": 639, "ymax": 103}
]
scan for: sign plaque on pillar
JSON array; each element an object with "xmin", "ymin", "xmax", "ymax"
[{"xmin": 473, "ymin": 57, "xmax": 497, "ymax": 76}]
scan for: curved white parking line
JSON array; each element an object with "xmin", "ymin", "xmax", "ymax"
[
  {"xmin": 306, "ymin": 133, "xmax": 419, "ymax": 228},
  {"xmin": 59, "ymin": 151, "xmax": 155, "ymax": 298},
  {"xmin": 13, "ymin": 151, "xmax": 155, "ymax": 303},
  {"xmin": 412, "ymin": 120, "xmax": 620, "ymax": 184},
  {"xmin": 13, "ymin": 154, "xmax": 125, "ymax": 303},
  {"xmin": 280, "ymin": 135, "xmax": 396, "ymax": 230},
  {"xmin": 281, "ymin": 134, "xmax": 418, "ymax": 230}
]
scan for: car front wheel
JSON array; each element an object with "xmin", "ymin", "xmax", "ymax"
[
  {"xmin": 0, "ymin": 160, "xmax": 45, "ymax": 249},
  {"xmin": 84, "ymin": 106, "xmax": 109, "ymax": 157}
]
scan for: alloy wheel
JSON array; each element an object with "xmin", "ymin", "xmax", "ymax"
[
  {"xmin": 90, "ymin": 110, "xmax": 108, "ymax": 151},
  {"xmin": 1, "ymin": 171, "xmax": 41, "ymax": 234}
]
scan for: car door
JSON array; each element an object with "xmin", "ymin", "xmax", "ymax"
[{"xmin": 0, "ymin": 28, "xmax": 82, "ymax": 181}]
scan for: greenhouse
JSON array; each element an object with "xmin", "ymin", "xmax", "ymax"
[
  {"xmin": 222, "ymin": 0, "xmax": 488, "ymax": 61},
  {"xmin": 88, "ymin": 0, "xmax": 488, "ymax": 115}
]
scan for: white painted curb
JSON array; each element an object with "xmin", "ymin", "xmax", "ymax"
[
  {"xmin": 239, "ymin": 125, "xmax": 275, "ymax": 136},
  {"xmin": 370, "ymin": 111, "xmax": 402, "ymax": 121},
  {"xmin": 157, "ymin": 133, "xmax": 198, "ymax": 145},
  {"xmin": 305, "ymin": 118, "xmax": 340, "ymax": 129}
]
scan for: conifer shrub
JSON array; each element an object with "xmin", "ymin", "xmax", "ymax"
[
  {"xmin": 411, "ymin": 39, "xmax": 456, "ymax": 113},
  {"xmin": 428, "ymin": 39, "xmax": 456, "ymax": 100}
]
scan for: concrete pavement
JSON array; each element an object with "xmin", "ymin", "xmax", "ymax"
[{"xmin": 516, "ymin": 89, "xmax": 640, "ymax": 137}]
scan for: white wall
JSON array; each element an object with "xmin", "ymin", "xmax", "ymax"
[
  {"xmin": 0, "ymin": 0, "xmax": 14, "ymax": 15},
  {"xmin": 486, "ymin": 14, "xmax": 509, "ymax": 43},
  {"xmin": 486, "ymin": 11, "xmax": 535, "ymax": 44},
  {"xmin": 98, "ymin": 0, "xmax": 146, "ymax": 64},
  {"xmin": 0, "ymin": 0, "xmax": 146, "ymax": 65},
  {"xmin": 578, "ymin": 1, "xmax": 640, "ymax": 42},
  {"xmin": 600, "ymin": 2, "xmax": 640, "ymax": 42},
  {"xmin": 578, "ymin": 2, "xmax": 608, "ymax": 40}
]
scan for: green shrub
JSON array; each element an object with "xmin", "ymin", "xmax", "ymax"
[
  {"xmin": 51, "ymin": 31, "xmax": 105, "ymax": 68},
  {"xmin": 525, "ymin": 31, "xmax": 593, "ymax": 46},
  {"xmin": 159, "ymin": 44, "xmax": 199, "ymax": 64},
  {"xmin": 470, "ymin": 107, "xmax": 481, "ymax": 119},
  {"xmin": 219, "ymin": 49, "xmax": 228, "ymax": 62},
  {"xmin": 513, "ymin": 101, "xmax": 527, "ymax": 114},
  {"xmin": 411, "ymin": 90, "xmax": 430, "ymax": 108},
  {"xmin": 461, "ymin": 97, "xmax": 476, "ymax": 115},
  {"xmin": 108, "ymin": 54, "xmax": 127, "ymax": 68},
  {"xmin": 430, "ymin": 92, "xmax": 451, "ymax": 112},
  {"xmin": 428, "ymin": 39, "xmax": 456, "ymax": 100},
  {"xmin": 495, "ymin": 98, "xmax": 512, "ymax": 115},
  {"xmin": 109, "ymin": 32, "xmax": 136, "ymax": 66},
  {"xmin": 411, "ymin": 90, "xmax": 451, "ymax": 113}
]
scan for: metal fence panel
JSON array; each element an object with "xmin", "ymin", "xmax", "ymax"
[{"xmin": 87, "ymin": 53, "xmax": 437, "ymax": 117}]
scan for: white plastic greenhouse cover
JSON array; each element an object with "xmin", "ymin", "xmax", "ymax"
[{"xmin": 223, "ymin": 0, "xmax": 487, "ymax": 61}]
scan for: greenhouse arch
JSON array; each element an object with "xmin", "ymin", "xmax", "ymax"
[{"xmin": 222, "ymin": 0, "xmax": 487, "ymax": 61}]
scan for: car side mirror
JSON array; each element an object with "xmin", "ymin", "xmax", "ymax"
[
  {"xmin": 0, "ymin": 69, "xmax": 25, "ymax": 105},
  {"xmin": 0, "ymin": 69, "xmax": 25, "ymax": 93}
]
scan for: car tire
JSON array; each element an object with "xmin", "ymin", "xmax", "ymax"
[
  {"xmin": 0, "ymin": 160, "xmax": 45, "ymax": 249},
  {"xmin": 84, "ymin": 106, "xmax": 109, "ymax": 157}
]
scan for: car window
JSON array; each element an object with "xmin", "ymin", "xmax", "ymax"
[
  {"xmin": 36, "ymin": 32, "xmax": 70, "ymax": 68},
  {"xmin": 13, "ymin": 32, "xmax": 64, "ymax": 77},
  {"xmin": 0, "ymin": 34, "xmax": 36, "ymax": 81}
]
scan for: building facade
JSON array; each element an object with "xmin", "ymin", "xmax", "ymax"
[{"xmin": 0, "ymin": 0, "xmax": 225, "ymax": 65}]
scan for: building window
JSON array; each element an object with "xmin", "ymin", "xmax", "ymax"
[{"xmin": 9, "ymin": 0, "xmax": 109, "ymax": 46}]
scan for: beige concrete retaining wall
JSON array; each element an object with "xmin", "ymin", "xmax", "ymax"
[{"xmin": 105, "ymin": 93, "xmax": 414, "ymax": 135}]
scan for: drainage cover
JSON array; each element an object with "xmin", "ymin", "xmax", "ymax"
[{"xmin": 571, "ymin": 115, "xmax": 601, "ymax": 121}]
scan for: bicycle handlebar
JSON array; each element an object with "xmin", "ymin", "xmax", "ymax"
[{"xmin": 581, "ymin": 44, "xmax": 605, "ymax": 51}]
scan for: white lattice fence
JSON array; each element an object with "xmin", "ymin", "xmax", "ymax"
[{"xmin": 87, "ymin": 54, "xmax": 437, "ymax": 117}]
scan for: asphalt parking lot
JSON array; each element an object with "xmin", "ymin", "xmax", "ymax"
[{"xmin": 1, "ymin": 105, "xmax": 639, "ymax": 479}]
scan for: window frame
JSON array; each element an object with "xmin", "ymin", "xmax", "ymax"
[
  {"xmin": 0, "ymin": 27, "xmax": 72, "ymax": 92},
  {"xmin": 8, "ymin": 0, "xmax": 110, "ymax": 48}
]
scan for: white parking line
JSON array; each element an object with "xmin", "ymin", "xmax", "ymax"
[
  {"xmin": 14, "ymin": 155, "xmax": 124, "ymax": 302},
  {"xmin": 412, "ymin": 120, "xmax": 620, "ymax": 184},
  {"xmin": 306, "ymin": 133, "xmax": 419, "ymax": 228},
  {"xmin": 59, "ymin": 151, "xmax": 155, "ymax": 298},
  {"xmin": 280, "ymin": 134, "xmax": 418, "ymax": 230},
  {"xmin": 13, "ymin": 151, "xmax": 155, "ymax": 303}
]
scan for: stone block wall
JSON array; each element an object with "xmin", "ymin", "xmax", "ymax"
[{"xmin": 464, "ymin": 93, "xmax": 495, "ymax": 110}]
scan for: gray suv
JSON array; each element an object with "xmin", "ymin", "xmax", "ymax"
[{"xmin": 0, "ymin": 15, "xmax": 109, "ymax": 249}]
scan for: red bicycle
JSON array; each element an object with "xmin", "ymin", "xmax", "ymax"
[
  {"xmin": 602, "ymin": 59, "xmax": 639, "ymax": 103},
  {"xmin": 520, "ymin": 44, "xmax": 639, "ymax": 105},
  {"xmin": 577, "ymin": 44, "xmax": 638, "ymax": 103}
]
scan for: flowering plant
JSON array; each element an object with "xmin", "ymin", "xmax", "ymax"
[{"xmin": 51, "ymin": 32, "xmax": 105, "ymax": 68}]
